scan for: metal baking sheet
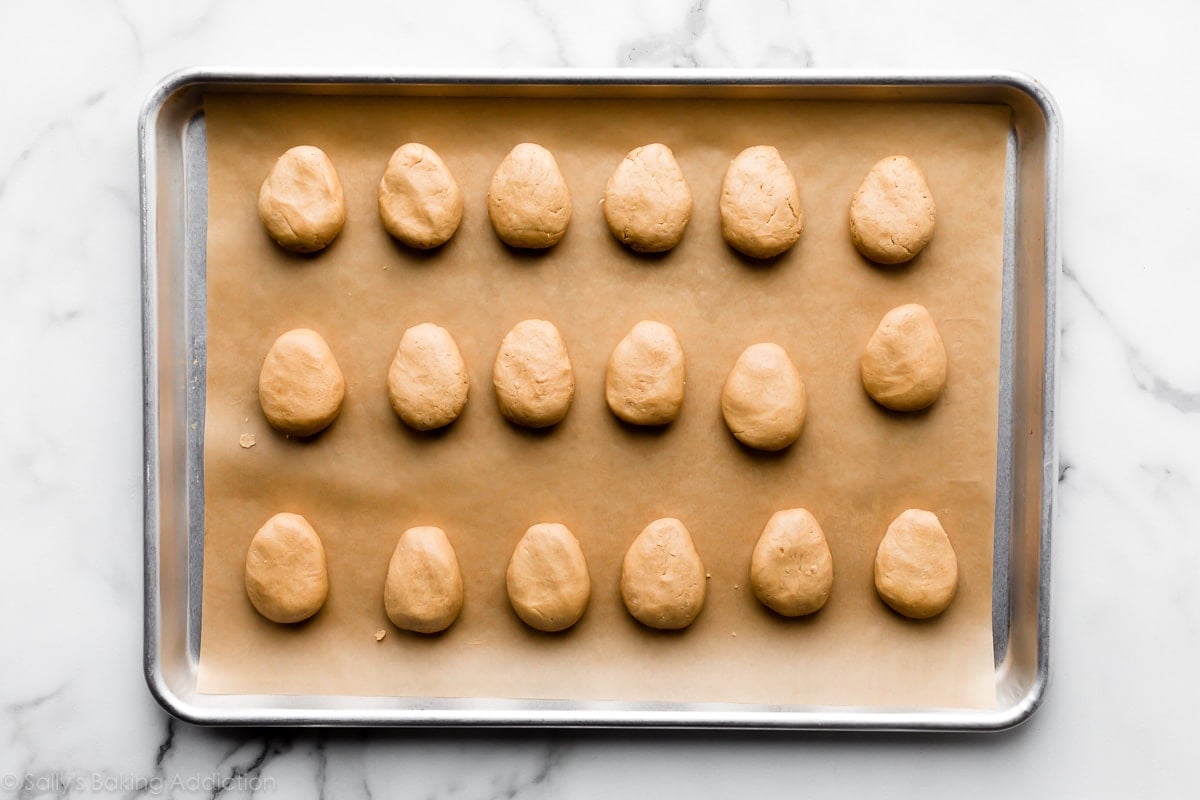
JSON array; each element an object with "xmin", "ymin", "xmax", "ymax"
[{"xmin": 141, "ymin": 69, "xmax": 1059, "ymax": 730}]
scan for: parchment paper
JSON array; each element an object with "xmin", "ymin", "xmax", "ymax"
[{"xmin": 198, "ymin": 92, "xmax": 1009, "ymax": 708}]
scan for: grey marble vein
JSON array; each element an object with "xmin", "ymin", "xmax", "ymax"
[
  {"xmin": 0, "ymin": 90, "xmax": 106, "ymax": 205},
  {"xmin": 210, "ymin": 738, "xmax": 285, "ymax": 800},
  {"xmin": 1063, "ymin": 262, "xmax": 1200, "ymax": 414},
  {"xmin": 617, "ymin": 0, "xmax": 811, "ymax": 70},
  {"xmin": 4, "ymin": 686, "xmax": 66, "ymax": 787},
  {"xmin": 4, "ymin": 685, "xmax": 65, "ymax": 717},
  {"xmin": 486, "ymin": 741, "xmax": 564, "ymax": 800},
  {"xmin": 154, "ymin": 719, "xmax": 176, "ymax": 768},
  {"xmin": 313, "ymin": 741, "xmax": 328, "ymax": 800},
  {"xmin": 621, "ymin": 0, "xmax": 712, "ymax": 67},
  {"xmin": 112, "ymin": 717, "xmax": 174, "ymax": 800},
  {"xmin": 114, "ymin": 0, "xmax": 226, "ymax": 57},
  {"xmin": 111, "ymin": 0, "xmax": 146, "ymax": 70},
  {"xmin": 522, "ymin": 0, "xmax": 571, "ymax": 66}
]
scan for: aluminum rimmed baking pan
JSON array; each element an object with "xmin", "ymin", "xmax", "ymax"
[{"xmin": 141, "ymin": 68, "xmax": 1059, "ymax": 730}]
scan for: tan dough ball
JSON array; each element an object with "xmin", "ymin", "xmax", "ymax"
[
  {"xmin": 384, "ymin": 526, "xmax": 464, "ymax": 634},
  {"xmin": 849, "ymin": 155, "xmax": 936, "ymax": 264},
  {"xmin": 244, "ymin": 512, "xmax": 328, "ymax": 624},
  {"xmin": 719, "ymin": 145, "xmax": 803, "ymax": 259},
  {"xmin": 506, "ymin": 523, "xmax": 591, "ymax": 632},
  {"xmin": 258, "ymin": 328, "xmax": 345, "ymax": 437},
  {"xmin": 377, "ymin": 142, "xmax": 464, "ymax": 249},
  {"xmin": 257, "ymin": 145, "xmax": 345, "ymax": 253},
  {"xmin": 860, "ymin": 303, "xmax": 947, "ymax": 411},
  {"xmin": 493, "ymin": 319, "xmax": 575, "ymax": 428},
  {"xmin": 620, "ymin": 517, "xmax": 706, "ymax": 630},
  {"xmin": 874, "ymin": 509, "xmax": 958, "ymax": 619},
  {"xmin": 721, "ymin": 342, "xmax": 807, "ymax": 451},
  {"xmin": 605, "ymin": 320, "xmax": 686, "ymax": 425},
  {"xmin": 750, "ymin": 508, "xmax": 834, "ymax": 617},
  {"xmin": 602, "ymin": 143, "xmax": 693, "ymax": 253},
  {"xmin": 387, "ymin": 323, "xmax": 469, "ymax": 431},
  {"xmin": 487, "ymin": 143, "xmax": 572, "ymax": 249}
]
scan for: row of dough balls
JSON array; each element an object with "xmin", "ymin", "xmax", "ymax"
[
  {"xmin": 244, "ymin": 507, "xmax": 960, "ymax": 632},
  {"xmin": 259, "ymin": 306, "xmax": 948, "ymax": 447},
  {"xmin": 258, "ymin": 142, "xmax": 935, "ymax": 262}
]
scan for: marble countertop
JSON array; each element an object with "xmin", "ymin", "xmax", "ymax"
[{"xmin": 2, "ymin": 0, "xmax": 1197, "ymax": 796}]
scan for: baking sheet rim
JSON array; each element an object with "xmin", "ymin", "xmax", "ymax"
[{"xmin": 141, "ymin": 68, "xmax": 1059, "ymax": 730}]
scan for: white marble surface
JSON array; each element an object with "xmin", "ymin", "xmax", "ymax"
[{"xmin": 2, "ymin": 0, "xmax": 1198, "ymax": 796}]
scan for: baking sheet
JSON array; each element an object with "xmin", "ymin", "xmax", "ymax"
[{"xmin": 197, "ymin": 93, "xmax": 1008, "ymax": 708}]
